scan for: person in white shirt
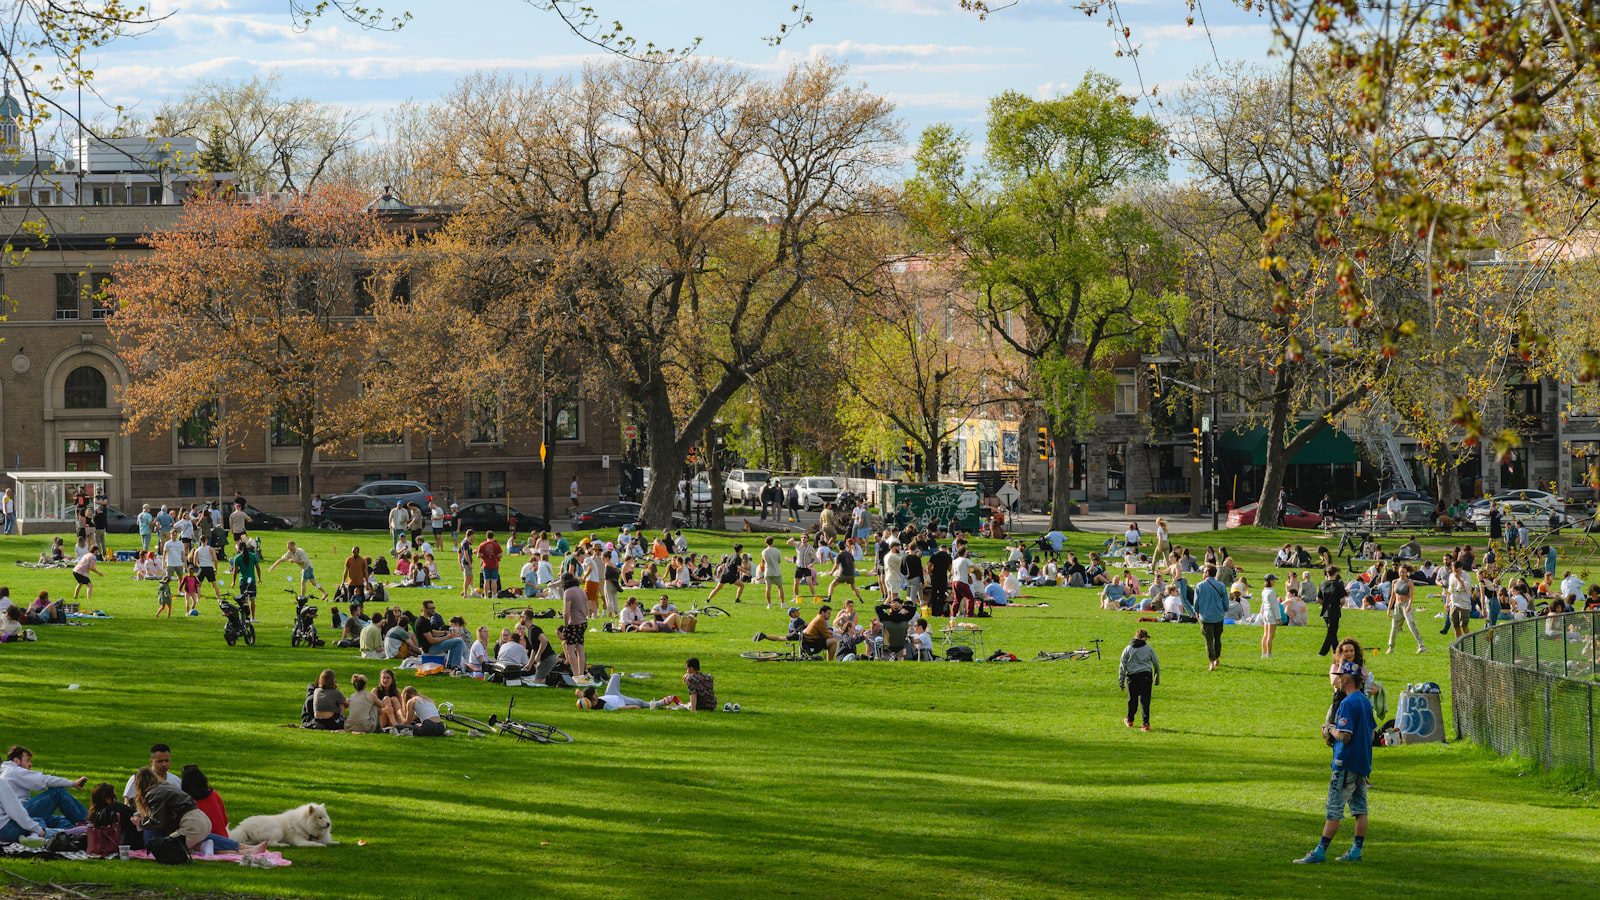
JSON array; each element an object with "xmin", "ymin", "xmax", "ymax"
[
  {"xmin": 174, "ymin": 515, "xmax": 194, "ymax": 542},
  {"xmin": 163, "ymin": 534, "xmax": 186, "ymax": 580},
  {"xmin": 536, "ymin": 554, "xmax": 554, "ymax": 590},
  {"xmin": 520, "ymin": 559, "xmax": 540, "ymax": 598},
  {"xmin": 1, "ymin": 746, "xmax": 88, "ymax": 829},
  {"xmin": 618, "ymin": 597, "xmax": 647, "ymax": 631},
  {"xmin": 1559, "ymin": 571, "xmax": 1585, "ymax": 602},
  {"xmin": 122, "ymin": 744, "xmax": 181, "ymax": 804},
  {"xmin": 760, "ymin": 537, "xmax": 787, "ymax": 608},
  {"xmin": 190, "ymin": 540, "xmax": 222, "ymax": 601},
  {"xmin": 496, "ymin": 631, "xmax": 531, "ymax": 669},
  {"xmin": 881, "ymin": 542, "xmax": 906, "ymax": 602},
  {"xmin": 71, "ymin": 550, "xmax": 102, "ymax": 601},
  {"xmin": 1259, "ymin": 574, "xmax": 1281, "ymax": 657},
  {"xmin": 467, "ymin": 625, "xmax": 491, "ymax": 673},
  {"xmin": 908, "ymin": 619, "xmax": 934, "ymax": 661},
  {"xmin": 429, "ymin": 503, "xmax": 445, "ymax": 540},
  {"xmin": 952, "ymin": 551, "xmax": 972, "ymax": 589}
]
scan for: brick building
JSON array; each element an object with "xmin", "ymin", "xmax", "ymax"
[{"xmin": 0, "ymin": 127, "xmax": 621, "ymax": 520}]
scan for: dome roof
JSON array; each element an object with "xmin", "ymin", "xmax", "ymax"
[{"xmin": 0, "ymin": 93, "xmax": 20, "ymax": 120}]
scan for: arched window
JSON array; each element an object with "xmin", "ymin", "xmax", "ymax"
[{"xmin": 63, "ymin": 365, "xmax": 108, "ymax": 409}]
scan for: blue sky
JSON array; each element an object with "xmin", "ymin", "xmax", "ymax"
[{"xmin": 84, "ymin": 0, "xmax": 1274, "ymax": 160}]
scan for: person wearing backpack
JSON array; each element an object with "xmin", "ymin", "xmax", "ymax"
[{"xmin": 1118, "ymin": 628, "xmax": 1161, "ymax": 731}]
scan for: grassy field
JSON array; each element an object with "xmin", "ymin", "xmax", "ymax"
[{"xmin": 3, "ymin": 522, "xmax": 1600, "ymax": 899}]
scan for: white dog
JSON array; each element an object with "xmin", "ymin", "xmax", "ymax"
[{"xmin": 231, "ymin": 803, "xmax": 338, "ymax": 847}]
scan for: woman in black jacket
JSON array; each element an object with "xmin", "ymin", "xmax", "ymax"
[{"xmin": 1316, "ymin": 566, "xmax": 1347, "ymax": 656}]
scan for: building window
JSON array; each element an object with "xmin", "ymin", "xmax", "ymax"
[
  {"xmin": 1568, "ymin": 386, "xmax": 1600, "ymax": 419},
  {"xmin": 1106, "ymin": 442, "xmax": 1127, "ymax": 499},
  {"xmin": 203, "ymin": 477, "xmax": 219, "ymax": 497},
  {"xmin": 463, "ymin": 471, "xmax": 482, "ymax": 499},
  {"xmin": 63, "ymin": 365, "xmax": 108, "ymax": 409},
  {"xmin": 553, "ymin": 396, "xmax": 582, "ymax": 441},
  {"xmin": 55, "ymin": 273, "xmax": 80, "ymax": 320},
  {"xmin": 352, "ymin": 270, "xmax": 375, "ymax": 315},
  {"xmin": 487, "ymin": 470, "xmax": 506, "ymax": 499},
  {"xmin": 1570, "ymin": 440, "xmax": 1600, "ymax": 489},
  {"xmin": 89, "ymin": 273, "xmax": 115, "ymax": 318},
  {"xmin": 1114, "ymin": 369, "xmax": 1138, "ymax": 416},
  {"xmin": 363, "ymin": 429, "xmax": 403, "ymax": 446},
  {"xmin": 177, "ymin": 402, "xmax": 218, "ymax": 449},
  {"xmin": 271, "ymin": 475, "xmax": 292, "ymax": 495},
  {"xmin": 177, "ymin": 478, "xmax": 196, "ymax": 497},
  {"xmin": 470, "ymin": 399, "xmax": 502, "ymax": 445},
  {"xmin": 271, "ymin": 409, "xmax": 303, "ymax": 447}
]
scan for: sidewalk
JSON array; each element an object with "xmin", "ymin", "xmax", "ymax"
[{"xmin": 1008, "ymin": 510, "xmax": 1222, "ymax": 535}]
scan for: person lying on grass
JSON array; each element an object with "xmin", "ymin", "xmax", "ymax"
[{"xmin": 575, "ymin": 674, "xmax": 675, "ymax": 710}]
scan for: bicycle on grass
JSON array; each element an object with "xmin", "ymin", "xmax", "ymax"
[
  {"xmin": 739, "ymin": 643, "xmax": 824, "ymax": 662},
  {"xmin": 1032, "ymin": 639, "xmax": 1103, "ymax": 662},
  {"xmin": 441, "ymin": 697, "xmax": 573, "ymax": 744}
]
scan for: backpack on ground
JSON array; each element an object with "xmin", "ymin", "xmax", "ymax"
[{"xmin": 946, "ymin": 645, "xmax": 974, "ymax": 662}]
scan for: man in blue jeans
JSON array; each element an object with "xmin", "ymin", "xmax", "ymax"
[
  {"xmin": 1295, "ymin": 662, "xmax": 1375, "ymax": 863},
  {"xmin": 0, "ymin": 746, "xmax": 89, "ymax": 830},
  {"xmin": 412, "ymin": 599, "xmax": 468, "ymax": 670},
  {"xmin": 1192, "ymin": 565, "xmax": 1229, "ymax": 671}
]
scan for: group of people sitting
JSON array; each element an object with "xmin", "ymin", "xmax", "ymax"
[
  {"xmin": 0, "ymin": 588, "xmax": 71, "ymax": 643},
  {"xmin": 1, "ymin": 742, "xmax": 272, "ymax": 861},
  {"xmin": 305, "ymin": 668, "xmax": 448, "ymax": 736},
  {"xmin": 751, "ymin": 596, "xmax": 937, "ymax": 661}
]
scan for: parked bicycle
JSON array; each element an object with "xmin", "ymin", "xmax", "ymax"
[{"xmin": 441, "ymin": 697, "xmax": 573, "ymax": 744}]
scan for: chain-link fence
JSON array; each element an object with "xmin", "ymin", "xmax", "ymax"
[{"xmin": 1450, "ymin": 611, "xmax": 1600, "ymax": 775}]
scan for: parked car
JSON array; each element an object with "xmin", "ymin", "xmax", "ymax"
[
  {"xmin": 794, "ymin": 476, "xmax": 842, "ymax": 511},
  {"xmin": 1468, "ymin": 499, "xmax": 1572, "ymax": 529},
  {"xmin": 1335, "ymin": 489, "xmax": 1431, "ymax": 520},
  {"xmin": 571, "ymin": 502, "xmax": 686, "ymax": 529},
  {"xmin": 1466, "ymin": 489, "xmax": 1564, "ymax": 515},
  {"xmin": 241, "ymin": 504, "xmax": 292, "ymax": 530},
  {"xmin": 1227, "ymin": 501, "xmax": 1323, "ymax": 529},
  {"xmin": 350, "ymin": 479, "xmax": 435, "ymax": 508},
  {"xmin": 451, "ymin": 501, "xmax": 548, "ymax": 533},
  {"xmin": 725, "ymin": 468, "xmax": 773, "ymax": 505},
  {"xmin": 312, "ymin": 494, "xmax": 394, "ymax": 530},
  {"xmin": 1365, "ymin": 499, "xmax": 1437, "ymax": 527},
  {"xmin": 59, "ymin": 504, "xmax": 139, "ymax": 533}
]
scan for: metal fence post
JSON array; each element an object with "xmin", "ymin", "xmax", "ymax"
[{"xmin": 1590, "ymin": 686, "xmax": 1595, "ymax": 777}]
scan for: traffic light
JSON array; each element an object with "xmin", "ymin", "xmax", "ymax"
[
  {"xmin": 940, "ymin": 442, "xmax": 953, "ymax": 473},
  {"xmin": 1191, "ymin": 427, "xmax": 1202, "ymax": 464},
  {"xmin": 1036, "ymin": 426, "xmax": 1050, "ymax": 461},
  {"xmin": 1148, "ymin": 363, "xmax": 1162, "ymax": 399},
  {"xmin": 901, "ymin": 442, "xmax": 915, "ymax": 473}
]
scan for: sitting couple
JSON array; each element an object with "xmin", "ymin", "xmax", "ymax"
[
  {"xmin": 614, "ymin": 595, "xmax": 696, "ymax": 633},
  {"xmin": 577, "ymin": 658, "xmax": 719, "ymax": 711}
]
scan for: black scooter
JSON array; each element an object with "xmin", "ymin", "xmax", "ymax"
[{"xmin": 219, "ymin": 596, "xmax": 256, "ymax": 647}]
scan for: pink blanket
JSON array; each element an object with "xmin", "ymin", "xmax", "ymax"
[{"xmin": 129, "ymin": 848, "xmax": 292, "ymax": 867}]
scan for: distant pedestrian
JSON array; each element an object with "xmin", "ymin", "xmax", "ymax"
[
  {"xmin": 785, "ymin": 484, "xmax": 801, "ymax": 523},
  {"xmin": 1293, "ymin": 661, "xmax": 1374, "ymax": 864},
  {"xmin": 1118, "ymin": 628, "xmax": 1160, "ymax": 731},
  {"xmin": 1316, "ymin": 566, "xmax": 1346, "ymax": 656},
  {"xmin": 1193, "ymin": 565, "xmax": 1228, "ymax": 670},
  {"xmin": 569, "ymin": 477, "xmax": 581, "ymax": 512}
]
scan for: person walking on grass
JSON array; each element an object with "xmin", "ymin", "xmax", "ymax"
[
  {"xmin": 1193, "ymin": 565, "xmax": 1228, "ymax": 671},
  {"xmin": 71, "ymin": 547, "xmax": 103, "ymax": 602},
  {"xmin": 1316, "ymin": 566, "xmax": 1347, "ymax": 656},
  {"xmin": 1118, "ymin": 629, "xmax": 1160, "ymax": 731},
  {"xmin": 1294, "ymin": 661, "xmax": 1375, "ymax": 864},
  {"xmin": 706, "ymin": 543, "xmax": 748, "ymax": 605},
  {"xmin": 1386, "ymin": 564, "xmax": 1426, "ymax": 654},
  {"xmin": 760, "ymin": 537, "xmax": 787, "ymax": 608}
]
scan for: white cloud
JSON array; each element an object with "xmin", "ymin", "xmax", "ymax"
[
  {"xmin": 856, "ymin": 0, "xmax": 957, "ymax": 15},
  {"xmin": 807, "ymin": 40, "xmax": 1013, "ymax": 59},
  {"xmin": 886, "ymin": 91, "xmax": 989, "ymax": 111},
  {"xmin": 94, "ymin": 53, "xmax": 602, "ymax": 92},
  {"xmin": 1138, "ymin": 23, "xmax": 1271, "ymax": 43}
]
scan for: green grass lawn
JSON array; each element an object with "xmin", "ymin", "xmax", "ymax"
[{"xmin": 3, "ymin": 523, "xmax": 1600, "ymax": 898}]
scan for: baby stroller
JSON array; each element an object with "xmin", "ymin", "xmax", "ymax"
[
  {"xmin": 218, "ymin": 595, "xmax": 256, "ymax": 647},
  {"xmin": 291, "ymin": 597, "xmax": 324, "ymax": 648}
]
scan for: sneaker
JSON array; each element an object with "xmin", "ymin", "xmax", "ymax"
[
  {"xmin": 1123, "ymin": 718, "xmax": 1133, "ymax": 728},
  {"xmin": 1292, "ymin": 849, "xmax": 1326, "ymax": 864},
  {"xmin": 1417, "ymin": 646, "xmax": 1428, "ymax": 653},
  {"xmin": 1140, "ymin": 724, "xmax": 1151, "ymax": 732},
  {"xmin": 752, "ymin": 632, "xmax": 764, "ymax": 642},
  {"xmin": 723, "ymin": 702, "xmax": 734, "ymax": 712},
  {"xmin": 730, "ymin": 703, "xmax": 740, "ymax": 712},
  {"xmin": 1336, "ymin": 847, "xmax": 1362, "ymax": 863}
]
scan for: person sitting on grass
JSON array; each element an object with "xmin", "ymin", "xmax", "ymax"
[
  {"xmin": 131, "ymin": 767, "xmax": 255, "ymax": 855},
  {"xmin": 683, "ymin": 658, "xmax": 718, "ymax": 711},
  {"xmin": 907, "ymin": 618, "xmax": 934, "ymax": 661},
  {"xmin": 180, "ymin": 766, "xmax": 231, "ymax": 847},
  {"xmin": 982, "ymin": 572, "xmax": 1009, "ymax": 608},
  {"xmin": 1098, "ymin": 576, "xmax": 1127, "ymax": 611},
  {"xmin": 374, "ymin": 670, "xmax": 405, "ymax": 730},
  {"xmin": 1, "ymin": 745, "xmax": 88, "ymax": 829},
  {"xmin": 87, "ymin": 781, "xmax": 143, "ymax": 853},
  {"xmin": 346, "ymin": 674, "xmax": 381, "ymax": 734},
  {"xmin": 753, "ymin": 606, "xmax": 807, "ymax": 646},
  {"xmin": 310, "ymin": 668, "xmax": 347, "ymax": 730},
  {"xmin": 618, "ymin": 596, "xmax": 647, "ymax": 632},
  {"xmin": 874, "ymin": 597, "xmax": 916, "ymax": 659},
  {"xmin": 400, "ymin": 685, "xmax": 446, "ymax": 736}
]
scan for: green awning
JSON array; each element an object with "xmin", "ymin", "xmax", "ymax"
[{"xmin": 1216, "ymin": 423, "xmax": 1358, "ymax": 466}]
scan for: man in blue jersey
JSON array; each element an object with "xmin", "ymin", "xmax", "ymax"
[{"xmin": 1295, "ymin": 661, "xmax": 1375, "ymax": 864}]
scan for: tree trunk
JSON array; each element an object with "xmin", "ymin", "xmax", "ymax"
[
  {"xmin": 1048, "ymin": 417, "xmax": 1076, "ymax": 530},
  {"xmin": 298, "ymin": 439, "xmax": 316, "ymax": 526},
  {"xmin": 639, "ymin": 388, "xmax": 683, "ymax": 529},
  {"xmin": 705, "ymin": 423, "xmax": 726, "ymax": 530},
  {"xmin": 1255, "ymin": 366, "xmax": 1296, "ymax": 526}
]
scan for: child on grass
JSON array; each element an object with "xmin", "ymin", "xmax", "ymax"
[
  {"xmin": 180, "ymin": 565, "xmax": 201, "ymax": 616},
  {"xmin": 156, "ymin": 576, "xmax": 173, "ymax": 619}
]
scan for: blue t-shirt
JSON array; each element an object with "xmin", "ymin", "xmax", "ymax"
[
  {"xmin": 1193, "ymin": 578, "xmax": 1228, "ymax": 623},
  {"xmin": 984, "ymin": 582, "xmax": 1008, "ymax": 606},
  {"xmin": 1044, "ymin": 531, "xmax": 1065, "ymax": 552},
  {"xmin": 137, "ymin": 511, "xmax": 154, "ymax": 535},
  {"xmin": 1332, "ymin": 691, "xmax": 1376, "ymax": 776}
]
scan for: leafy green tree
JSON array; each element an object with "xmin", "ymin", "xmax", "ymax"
[{"xmin": 907, "ymin": 74, "xmax": 1176, "ymax": 528}]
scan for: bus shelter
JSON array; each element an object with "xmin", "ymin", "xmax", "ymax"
[{"xmin": 5, "ymin": 470, "xmax": 111, "ymax": 534}]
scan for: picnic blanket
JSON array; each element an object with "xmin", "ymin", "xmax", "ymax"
[{"xmin": 130, "ymin": 848, "xmax": 293, "ymax": 867}]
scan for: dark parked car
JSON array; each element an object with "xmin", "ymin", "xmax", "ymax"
[
  {"xmin": 312, "ymin": 494, "xmax": 394, "ymax": 531},
  {"xmin": 60, "ymin": 504, "xmax": 139, "ymax": 533},
  {"xmin": 451, "ymin": 501, "xmax": 548, "ymax": 533},
  {"xmin": 571, "ymin": 502, "xmax": 686, "ymax": 530},
  {"xmin": 1334, "ymin": 489, "xmax": 1431, "ymax": 520},
  {"xmin": 241, "ymin": 505, "xmax": 292, "ymax": 530}
]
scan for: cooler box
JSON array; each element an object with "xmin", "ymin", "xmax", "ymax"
[{"xmin": 1396, "ymin": 689, "xmax": 1444, "ymax": 744}]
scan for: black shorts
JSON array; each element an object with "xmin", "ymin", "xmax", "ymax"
[
  {"xmin": 73, "ymin": 572, "xmax": 91, "ymax": 586},
  {"xmin": 559, "ymin": 623, "xmax": 587, "ymax": 646},
  {"xmin": 795, "ymin": 567, "xmax": 813, "ymax": 579},
  {"xmin": 719, "ymin": 571, "xmax": 740, "ymax": 585},
  {"xmin": 199, "ymin": 567, "xmax": 216, "ymax": 583},
  {"xmin": 801, "ymin": 636, "xmax": 829, "ymax": 655}
]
